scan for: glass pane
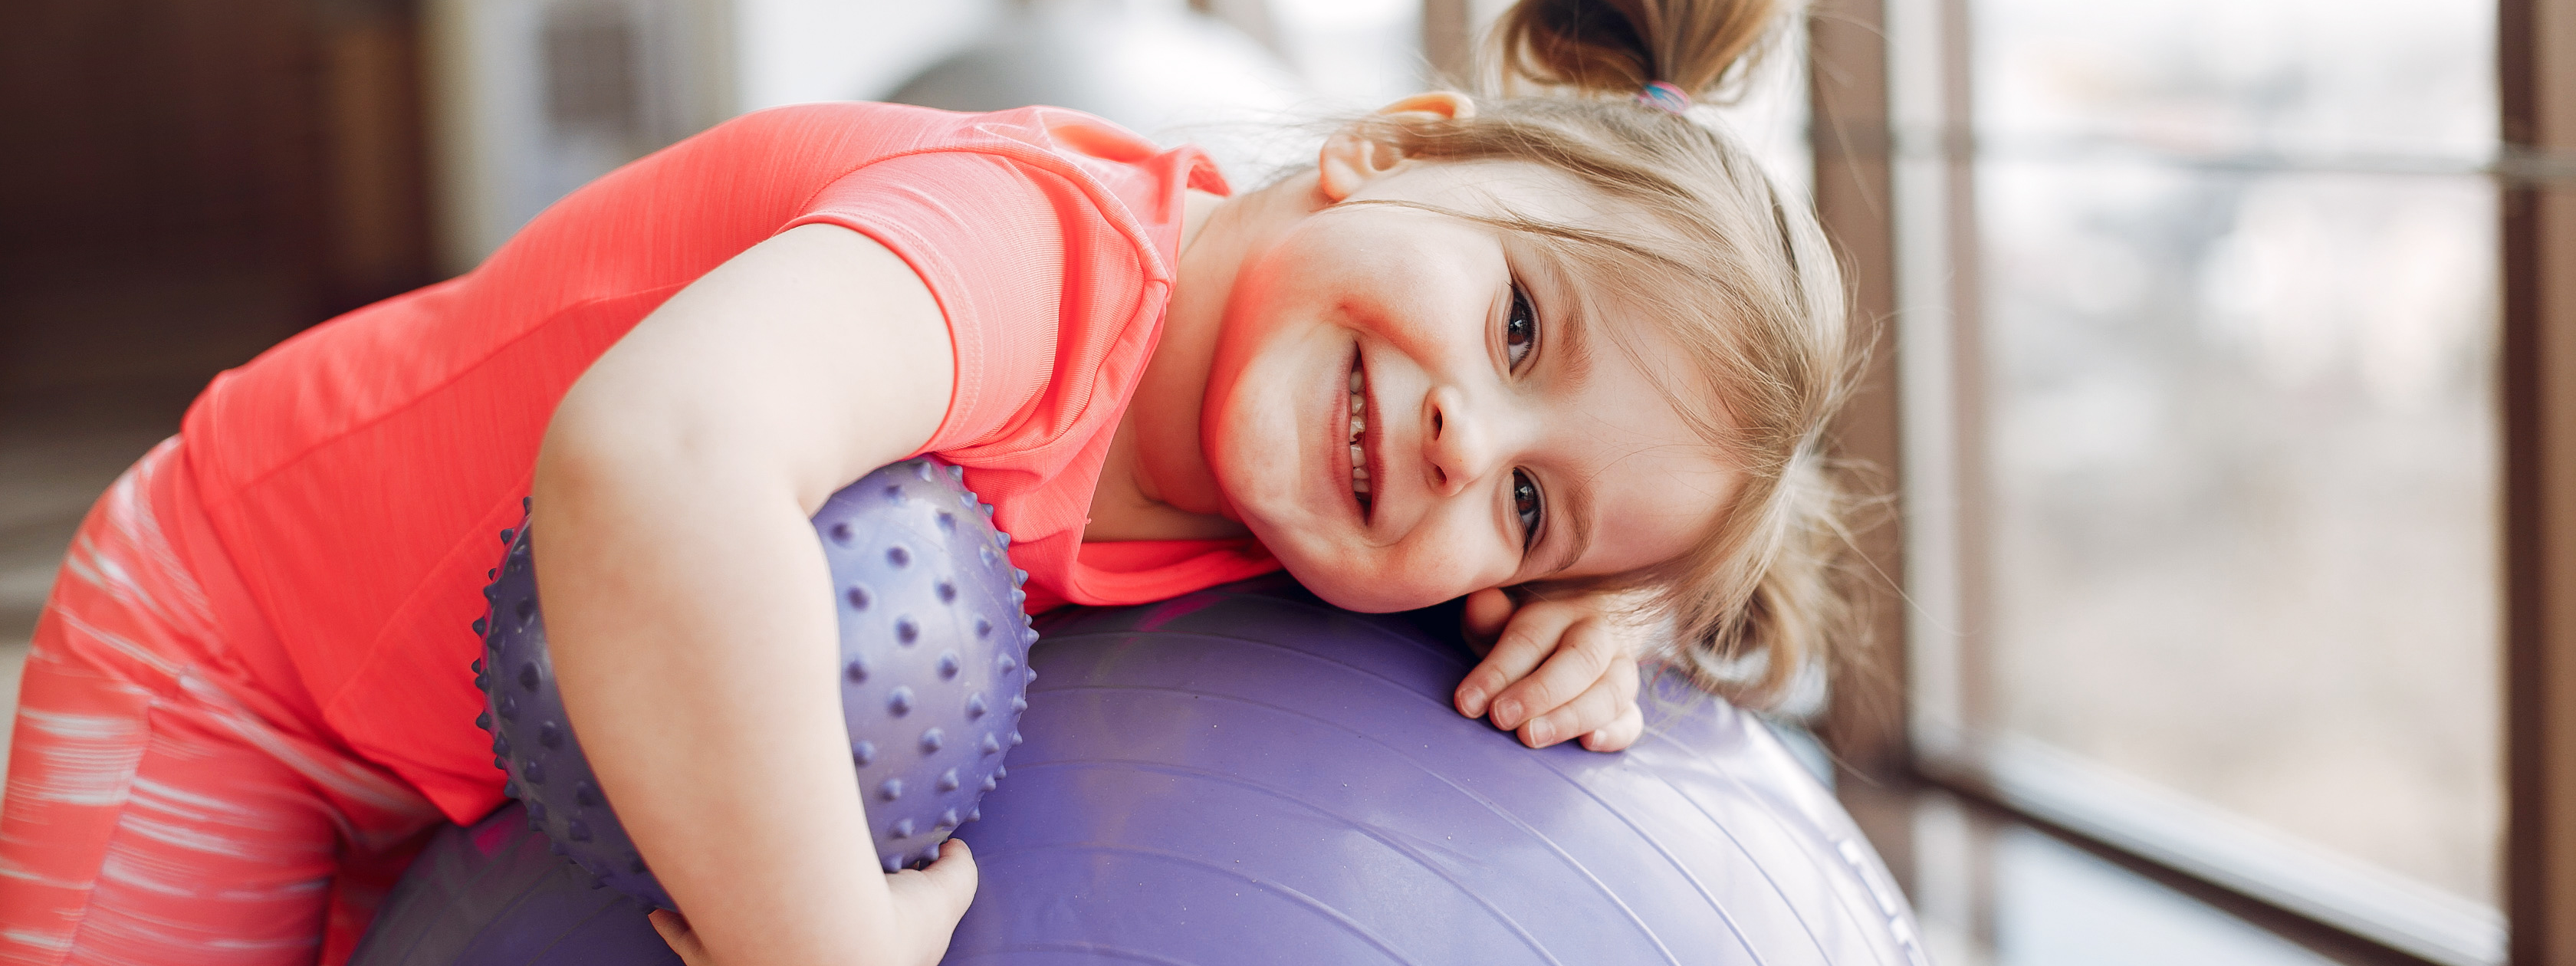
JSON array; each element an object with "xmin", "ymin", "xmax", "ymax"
[
  {"xmin": 1272, "ymin": 0, "xmax": 1424, "ymax": 109},
  {"xmin": 1974, "ymin": 0, "xmax": 2495, "ymax": 163},
  {"xmin": 1910, "ymin": 797, "xmax": 2347, "ymax": 966},
  {"xmin": 1965, "ymin": 0, "xmax": 2502, "ymax": 908}
]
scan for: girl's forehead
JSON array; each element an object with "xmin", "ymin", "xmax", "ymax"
[
  {"xmin": 1376, "ymin": 161, "xmax": 1692, "ymax": 261},
  {"xmin": 1373, "ymin": 159, "xmax": 1621, "ymax": 220}
]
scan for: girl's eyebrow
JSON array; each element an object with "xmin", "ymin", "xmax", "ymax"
[
  {"xmin": 1531, "ymin": 470, "xmax": 1596, "ymax": 581},
  {"xmin": 1524, "ymin": 244, "xmax": 1597, "ymax": 386}
]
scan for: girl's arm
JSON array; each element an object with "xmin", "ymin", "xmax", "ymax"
[{"xmin": 534, "ymin": 223, "xmax": 972, "ymax": 966}]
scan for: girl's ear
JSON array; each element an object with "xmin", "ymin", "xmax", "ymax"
[{"xmin": 1316, "ymin": 91, "xmax": 1480, "ymax": 202}]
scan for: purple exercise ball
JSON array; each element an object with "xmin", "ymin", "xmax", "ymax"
[
  {"xmin": 472, "ymin": 457, "xmax": 1036, "ymax": 909},
  {"xmin": 361, "ymin": 577, "xmax": 1924, "ymax": 965}
]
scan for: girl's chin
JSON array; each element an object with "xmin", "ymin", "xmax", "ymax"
[
  {"xmin": 1269, "ymin": 550, "xmax": 1436, "ymax": 615},
  {"xmin": 1303, "ymin": 583, "xmax": 1424, "ymax": 615},
  {"xmin": 1208, "ymin": 433, "xmax": 1342, "ymax": 543}
]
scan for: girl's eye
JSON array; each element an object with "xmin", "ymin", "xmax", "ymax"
[
  {"xmin": 1511, "ymin": 469, "xmax": 1543, "ymax": 549},
  {"xmin": 1505, "ymin": 284, "xmax": 1539, "ymax": 370}
]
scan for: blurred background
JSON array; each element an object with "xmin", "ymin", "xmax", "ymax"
[{"xmin": 0, "ymin": 0, "xmax": 2555, "ymax": 964}]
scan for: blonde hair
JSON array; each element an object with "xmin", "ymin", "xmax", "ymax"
[{"xmin": 1349, "ymin": 0, "xmax": 1863, "ymax": 707}]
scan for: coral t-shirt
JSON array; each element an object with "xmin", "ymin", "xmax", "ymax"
[{"xmin": 177, "ymin": 103, "xmax": 1280, "ymax": 823}]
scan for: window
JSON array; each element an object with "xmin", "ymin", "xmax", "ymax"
[{"xmin": 1813, "ymin": 0, "xmax": 2576, "ymax": 962}]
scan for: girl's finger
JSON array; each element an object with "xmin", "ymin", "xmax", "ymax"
[
  {"xmin": 886, "ymin": 838, "xmax": 980, "ymax": 964},
  {"xmin": 1455, "ymin": 603, "xmax": 1580, "ymax": 721},
  {"xmin": 1460, "ymin": 587, "xmax": 1516, "ymax": 655},
  {"xmin": 1487, "ymin": 618, "xmax": 1616, "ymax": 732},
  {"xmin": 1517, "ymin": 656, "xmax": 1631, "ymax": 748},
  {"xmin": 1579, "ymin": 701, "xmax": 1647, "ymax": 754},
  {"xmin": 889, "ymin": 837, "xmax": 981, "ymax": 926},
  {"xmin": 1610, "ymin": 649, "xmax": 1641, "ymax": 708},
  {"xmin": 647, "ymin": 909, "xmax": 711, "ymax": 965}
]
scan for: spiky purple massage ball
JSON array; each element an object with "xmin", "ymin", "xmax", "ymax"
[{"xmin": 472, "ymin": 458, "xmax": 1036, "ymax": 909}]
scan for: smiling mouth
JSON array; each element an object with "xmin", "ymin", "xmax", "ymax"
[{"xmin": 1347, "ymin": 353, "xmax": 1374, "ymax": 518}]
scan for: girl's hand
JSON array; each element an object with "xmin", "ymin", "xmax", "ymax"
[
  {"xmin": 648, "ymin": 839, "xmax": 981, "ymax": 966},
  {"xmin": 1453, "ymin": 588, "xmax": 1647, "ymax": 752}
]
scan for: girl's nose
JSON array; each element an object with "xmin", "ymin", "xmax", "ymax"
[{"xmin": 1422, "ymin": 385, "xmax": 1501, "ymax": 498}]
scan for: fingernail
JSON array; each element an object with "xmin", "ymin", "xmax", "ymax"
[
  {"xmin": 1457, "ymin": 688, "xmax": 1485, "ymax": 717},
  {"xmin": 1493, "ymin": 699, "xmax": 1521, "ymax": 728},
  {"xmin": 1525, "ymin": 720, "xmax": 1553, "ymax": 746}
]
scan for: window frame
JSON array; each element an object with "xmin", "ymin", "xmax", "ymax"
[
  {"xmin": 1800, "ymin": 0, "xmax": 2576, "ymax": 963},
  {"xmin": 2498, "ymin": 0, "xmax": 2576, "ymax": 961}
]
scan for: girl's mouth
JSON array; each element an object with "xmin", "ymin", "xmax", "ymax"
[{"xmin": 1346, "ymin": 350, "xmax": 1376, "ymax": 520}]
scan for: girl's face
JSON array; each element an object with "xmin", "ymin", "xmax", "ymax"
[{"xmin": 1201, "ymin": 156, "xmax": 1743, "ymax": 613}]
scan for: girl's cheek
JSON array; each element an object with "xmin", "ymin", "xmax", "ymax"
[{"xmin": 1382, "ymin": 529, "xmax": 1500, "ymax": 604}]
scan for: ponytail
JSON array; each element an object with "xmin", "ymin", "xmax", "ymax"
[{"xmin": 1488, "ymin": 0, "xmax": 1790, "ymax": 102}]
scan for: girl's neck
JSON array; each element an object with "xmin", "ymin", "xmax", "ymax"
[{"xmin": 1084, "ymin": 172, "xmax": 1323, "ymax": 542}]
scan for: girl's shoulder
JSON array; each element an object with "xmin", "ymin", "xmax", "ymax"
[
  {"xmin": 706, "ymin": 102, "xmax": 1230, "ymax": 253},
  {"xmin": 707, "ymin": 101, "xmax": 1221, "ymax": 186}
]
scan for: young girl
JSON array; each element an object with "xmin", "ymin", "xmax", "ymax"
[{"xmin": 0, "ymin": 0, "xmax": 1855, "ymax": 963}]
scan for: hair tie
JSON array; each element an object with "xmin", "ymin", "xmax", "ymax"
[{"xmin": 1635, "ymin": 81, "xmax": 1694, "ymax": 114}]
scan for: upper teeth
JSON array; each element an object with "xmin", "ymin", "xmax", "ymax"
[{"xmin": 1349, "ymin": 367, "xmax": 1370, "ymax": 498}]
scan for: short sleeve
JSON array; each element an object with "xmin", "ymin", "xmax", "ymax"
[{"xmin": 785, "ymin": 151, "xmax": 1076, "ymax": 453}]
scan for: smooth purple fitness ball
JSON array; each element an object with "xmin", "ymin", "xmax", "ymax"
[
  {"xmin": 358, "ymin": 577, "xmax": 1924, "ymax": 966},
  {"xmin": 473, "ymin": 458, "xmax": 1037, "ymax": 909}
]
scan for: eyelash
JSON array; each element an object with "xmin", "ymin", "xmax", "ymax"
[{"xmin": 1503, "ymin": 281, "xmax": 1543, "ymax": 550}]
